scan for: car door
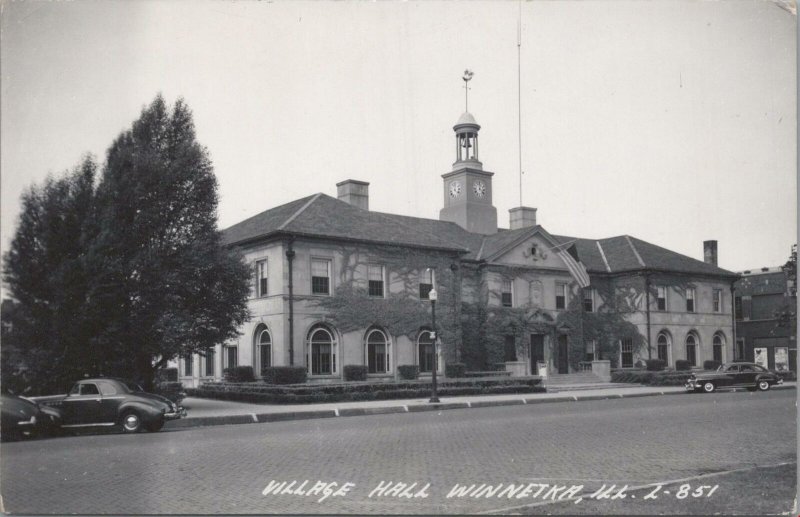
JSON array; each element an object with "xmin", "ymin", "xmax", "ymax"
[
  {"xmin": 717, "ymin": 364, "xmax": 738, "ymax": 387},
  {"xmin": 737, "ymin": 364, "xmax": 758, "ymax": 386},
  {"xmin": 61, "ymin": 383, "xmax": 103, "ymax": 425},
  {"xmin": 95, "ymin": 381, "xmax": 124, "ymax": 424}
]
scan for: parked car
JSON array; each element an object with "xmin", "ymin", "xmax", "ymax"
[
  {"xmin": 1, "ymin": 392, "xmax": 63, "ymax": 441},
  {"xmin": 685, "ymin": 362, "xmax": 784, "ymax": 393},
  {"xmin": 40, "ymin": 378, "xmax": 186, "ymax": 433}
]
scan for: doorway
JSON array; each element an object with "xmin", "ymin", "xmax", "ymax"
[
  {"xmin": 557, "ymin": 334, "xmax": 569, "ymax": 374},
  {"xmin": 530, "ymin": 334, "xmax": 544, "ymax": 374}
]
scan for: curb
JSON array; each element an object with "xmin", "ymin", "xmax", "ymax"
[{"xmin": 167, "ymin": 383, "xmax": 795, "ymax": 431}]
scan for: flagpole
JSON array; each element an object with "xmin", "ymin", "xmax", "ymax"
[{"xmin": 517, "ymin": 0, "xmax": 523, "ymax": 207}]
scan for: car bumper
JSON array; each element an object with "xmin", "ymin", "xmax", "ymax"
[
  {"xmin": 685, "ymin": 380, "xmax": 701, "ymax": 391},
  {"xmin": 164, "ymin": 408, "xmax": 187, "ymax": 421}
]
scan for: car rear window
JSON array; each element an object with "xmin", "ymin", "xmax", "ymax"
[{"xmin": 80, "ymin": 384, "xmax": 100, "ymax": 395}]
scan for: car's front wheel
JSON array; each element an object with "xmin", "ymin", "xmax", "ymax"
[
  {"xmin": 757, "ymin": 379, "xmax": 771, "ymax": 392},
  {"xmin": 702, "ymin": 381, "xmax": 716, "ymax": 393},
  {"xmin": 120, "ymin": 410, "xmax": 143, "ymax": 433}
]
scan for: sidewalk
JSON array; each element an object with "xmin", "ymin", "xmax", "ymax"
[{"xmin": 166, "ymin": 381, "xmax": 796, "ymax": 430}]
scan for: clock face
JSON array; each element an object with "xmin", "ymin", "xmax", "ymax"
[
  {"xmin": 449, "ymin": 181, "xmax": 462, "ymax": 198},
  {"xmin": 473, "ymin": 180, "xmax": 486, "ymax": 198}
]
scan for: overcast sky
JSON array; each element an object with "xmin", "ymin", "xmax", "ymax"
[{"xmin": 1, "ymin": 0, "xmax": 796, "ymax": 274}]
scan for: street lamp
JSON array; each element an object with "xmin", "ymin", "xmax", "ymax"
[{"xmin": 427, "ymin": 268, "xmax": 440, "ymax": 403}]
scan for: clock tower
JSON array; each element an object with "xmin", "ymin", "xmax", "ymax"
[{"xmin": 439, "ymin": 111, "xmax": 498, "ymax": 234}]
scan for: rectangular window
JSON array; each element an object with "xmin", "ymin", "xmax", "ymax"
[
  {"xmin": 183, "ymin": 355, "xmax": 193, "ymax": 377},
  {"xmin": 501, "ymin": 278, "xmax": 513, "ymax": 307},
  {"xmin": 585, "ymin": 340, "xmax": 596, "ymax": 361},
  {"xmin": 621, "ymin": 338, "xmax": 634, "ymax": 368},
  {"xmin": 204, "ymin": 349, "xmax": 215, "ymax": 377},
  {"xmin": 713, "ymin": 289, "xmax": 723, "ymax": 312},
  {"xmin": 311, "ymin": 259, "xmax": 331, "ymax": 295},
  {"xmin": 685, "ymin": 288, "xmax": 695, "ymax": 312},
  {"xmin": 256, "ymin": 259, "xmax": 268, "ymax": 297},
  {"xmin": 583, "ymin": 288, "xmax": 595, "ymax": 312},
  {"xmin": 368, "ymin": 265, "xmax": 385, "ymax": 298},
  {"xmin": 734, "ymin": 296, "xmax": 743, "ymax": 319},
  {"xmin": 224, "ymin": 346, "xmax": 238, "ymax": 369},
  {"xmin": 657, "ymin": 286, "xmax": 667, "ymax": 311},
  {"xmin": 503, "ymin": 335, "xmax": 517, "ymax": 361},
  {"xmin": 419, "ymin": 283, "xmax": 433, "ymax": 300},
  {"xmin": 735, "ymin": 339, "xmax": 745, "ymax": 361},
  {"xmin": 555, "ymin": 283, "xmax": 567, "ymax": 310}
]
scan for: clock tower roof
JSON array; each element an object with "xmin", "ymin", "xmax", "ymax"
[{"xmin": 455, "ymin": 111, "xmax": 480, "ymax": 129}]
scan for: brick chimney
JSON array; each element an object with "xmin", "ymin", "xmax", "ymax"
[
  {"xmin": 336, "ymin": 179, "xmax": 369, "ymax": 210},
  {"xmin": 509, "ymin": 207, "xmax": 537, "ymax": 230},
  {"xmin": 703, "ymin": 240, "xmax": 718, "ymax": 266}
]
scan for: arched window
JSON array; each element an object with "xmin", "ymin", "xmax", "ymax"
[
  {"xmin": 366, "ymin": 329, "xmax": 390, "ymax": 374},
  {"xmin": 685, "ymin": 333, "xmax": 698, "ymax": 367},
  {"xmin": 712, "ymin": 332, "xmax": 725, "ymax": 363},
  {"xmin": 308, "ymin": 325, "xmax": 337, "ymax": 375},
  {"xmin": 657, "ymin": 331, "xmax": 671, "ymax": 363},
  {"xmin": 254, "ymin": 326, "xmax": 272, "ymax": 376},
  {"xmin": 418, "ymin": 330, "xmax": 435, "ymax": 373}
]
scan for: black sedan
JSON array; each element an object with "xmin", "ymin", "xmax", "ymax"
[
  {"xmin": 1, "ymin": 392, "xmax": 62, "ymax": 441},
  {"xmin": 40, "ymin": 378, "xmax": 186, "ymax": 433},
  {"xmin": 685, "ymin": 362, "xmax": 784, "ymax": 393}
]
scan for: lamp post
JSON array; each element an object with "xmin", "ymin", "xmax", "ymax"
[{"xmin": 428, "ymin": 268, "xmax": 440, "ymax": 403}]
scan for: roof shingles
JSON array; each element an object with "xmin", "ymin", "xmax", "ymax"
[{"xmin": 222, "ymin": 194, "xmax": 736, "ymax": 277}]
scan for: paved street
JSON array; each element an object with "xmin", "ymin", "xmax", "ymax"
[{"xmin": 1, "ymin": 389, "xmax": 795, "ymax": 514}]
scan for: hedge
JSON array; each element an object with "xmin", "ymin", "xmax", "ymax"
[
  {"xmin": 154, "ymin": 381, "xmax": 186, "ymax": 403},
  {"xmin": 675, "ymin": 360, "xmax": 692, "ymax": 371},
  {"xmin": 156, "ymin": 367, "xmax": 178, "ymax": 383},
  {"xmin": 262, "ymin": 366, "xmax": 307, "ymax": 385},
  {"xmin": 224, "ymin": 366, "xmax": 255, "ymax": 383},
  {"xmin": 343, "ymin": 365, "xmax": 368, "ymax": 381},
  {"xmin": 611, "ymin": 370, "xmax": 693, "ymax": 386},
  {"xmin": 703, "ymin": 360, "xmax": 722, "ymax": 371},
  {"xmin": 644, "ymin": 359, "xmax": 666, "ymax": 372},
  {"xmin": 186, "ymin": 376, "xmax": 544, "ymax": 404},
  {"xmin": 445, "ymin": 363, "xmax": 466, "ymax": 378},
  {"xmin": 398, "ymin": 365, "xmax": 419, "ymax": 380}
]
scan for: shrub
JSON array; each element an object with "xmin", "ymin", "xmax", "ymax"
[
  {"xmin": 644, "ymin": 359, "xmax": 666, "ymax": 371},
  {"xmin": 445, "ymin": 363, "xmax": 466, "ymax": 378},
  {"xmin": 156, "ymin": 367, "xmax": 178, "ymax": 383},
  {"xmin": 224, "ymin": 366, "xmax": 255, "ymax": 382},
  {"xmin": 398, "ymin": 365, "xmax": 419, "ymax": 380},
  {"xmin": 611, "ymin": 370, "xmax": 692, "ymax": 386},
  {"xmin": 703, "ymin": 360, "xmax": 722, "ymax": 371},
  {"xmin": 154, "ymin": 381, "xmax": 185, "ymax": 403},
  {"xmin": 262, "ymin": 366, "xmax": 307, "ymax": 385},
  {"xmin": 675, "ymin": 360, "xmax": 692, "ymax": 371},
  {"xmin": 343, "ymin": 365, "xmax": 368, "ymax": 381}
]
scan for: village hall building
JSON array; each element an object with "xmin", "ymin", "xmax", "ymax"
[{"xmin": 177, "ymin": 109, "xmax": 739, "ymax": 386}]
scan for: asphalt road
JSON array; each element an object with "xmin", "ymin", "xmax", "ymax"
[{"xmin": 1, "ymin": 389, "xmax": 796, "ymax": 515}]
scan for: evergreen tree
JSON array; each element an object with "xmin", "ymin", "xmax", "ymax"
[
  {"xmin": 89, "ymin": 95, "xmax": 251, "ymax": 388},
  {"xmin": 2, "ymin": 156, "xmax": 98, "ymax": 394}
]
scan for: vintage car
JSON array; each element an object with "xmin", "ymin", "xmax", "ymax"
[
  {"xmin": 1, "ymin": 392, "xmax": 63, "ymax": 441},
  {"xmin": 685, "ymin": 362, "xmax": 784, "ymax": 393},
  {"xmin": 40, "ymin": 378, "xmax": 186, "ymax": 433}
]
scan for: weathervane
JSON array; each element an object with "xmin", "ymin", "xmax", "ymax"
[{"xmin": 462, "ymin": 69, "xmax": 474, "ymax": 112}]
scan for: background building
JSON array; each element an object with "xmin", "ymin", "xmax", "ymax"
[{"xmin": 734, "ymin": 259, "xmax": 797, "ymax": 371}]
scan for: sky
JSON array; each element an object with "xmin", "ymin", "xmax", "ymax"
[{"xmin": 1, "ymin": 0, "xmax": 796, "ymax": 275}]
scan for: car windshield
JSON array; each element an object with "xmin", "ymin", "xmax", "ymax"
[{"xmin": 716, "ymin": 365, "xmax": 726, "ymax": 372}]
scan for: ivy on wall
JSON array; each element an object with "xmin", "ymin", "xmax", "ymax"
[
  {"xmin": 309, "ymin": 239, "xmax": 708, "ymax": 372},
  {"xmin": 312, "ymin": 244, "xmax": 463, "ymax": 361}
]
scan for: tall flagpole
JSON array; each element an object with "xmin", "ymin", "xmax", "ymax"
[{"xmin": 517, "ymin": 0, "xmax": 523, "ymax": 207}]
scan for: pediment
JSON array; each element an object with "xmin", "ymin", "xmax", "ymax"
[{"xmin": 489, "ymin": 228, "xmax": 569, "ymax": 270}]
